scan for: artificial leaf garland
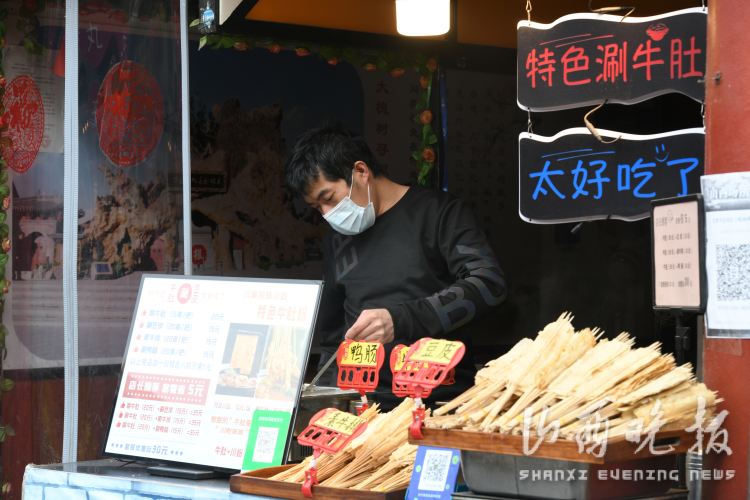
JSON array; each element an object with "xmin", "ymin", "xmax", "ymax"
[
  {"xmin": 18, "ymin": 0, "xmax": 46, "ymax": 55},
  {"xmin": 194, "ymin": 29, "xmax": 440, "ymax": 185},
  {"xmin": 0, "ymin": 8, "xmax": 13, "ymax": 496}
]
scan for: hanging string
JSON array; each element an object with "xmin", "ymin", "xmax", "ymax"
[
  {"xmin": 527, "ymin": 109, "xmax": 534, "ymax": 135},
  {"xmin": 583, "ymin": 102, "xmax": 620, "ymax": 144},
  {"xmin": 522, "ymin": 0, "xmax": 533, "ymax": 136},
  {"xmin": 526, "ymin": 0, "xmax": 532, "ymax": 25},
  {"xmin": 587, "ymin": 1, "xmax": 635, "ymax": 21}
]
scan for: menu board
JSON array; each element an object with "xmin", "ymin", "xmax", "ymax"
[
  {"xmin": 104, "ymin": 275, "xmax": 323, "ymax": 471},
  {"xmin": 651, "ymin": 194, "xmax": 705, "ymax": 311}
]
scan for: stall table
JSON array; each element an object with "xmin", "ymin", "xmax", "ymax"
[{"xmin": 22, "ymin": 459, "xmax": 271, "ymax": 500}]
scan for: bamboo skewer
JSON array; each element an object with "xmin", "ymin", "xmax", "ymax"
[
  {"xmin": 275, "ymin": 312, "xmax": 721, "ymax": 491},
  {"xmin": 424, "ymin": 313, "xmax": 721, "ymax": 452},
  {"xmin": 271, "ymin": 399, "xmax": 418, "ymax": 492}
]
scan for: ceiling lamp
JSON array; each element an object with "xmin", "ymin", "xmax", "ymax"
[{"xmin": 395, "ymin": 0, "xmax": 451, "ymax": 37}]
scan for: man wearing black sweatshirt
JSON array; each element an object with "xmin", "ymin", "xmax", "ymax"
[{"xmin": 286, "ymin": 126, "xmax": 507, "ymax": 407}]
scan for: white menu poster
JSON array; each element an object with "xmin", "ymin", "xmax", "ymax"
[
  {"xmin": 702, "ymin": 172, "xmax": 750, "ymax": 337},
  {"xmin": 104, "ymin": 275, "xmax": 323, "ymax": 470}
]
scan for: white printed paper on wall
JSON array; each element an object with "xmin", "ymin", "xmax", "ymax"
[{"xmin": 701, "ymin": 172, "xmax": 750, "ymax": 337}]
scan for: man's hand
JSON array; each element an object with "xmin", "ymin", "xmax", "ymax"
[{"xmin": 345, "ymin": 309, "xmax": 394, "ymax": 344}]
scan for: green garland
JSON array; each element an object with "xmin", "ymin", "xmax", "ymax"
[
  {"xmin": 0, "ymin": 8, "xmax": 12, "ymax": 497},
  {"xmin": 193, "ymin": 28, "xmax": 440, "ymax": 185},
  {"xmin": 18, "ymin": 0, "xmax": 46, "ymax": 55}
]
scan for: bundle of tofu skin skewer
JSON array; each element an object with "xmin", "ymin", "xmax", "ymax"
[
  {"xmin": 271, "ymin": 312, "xmax": 718, "ymax": 492},
  {"xmin": 427, "ymin": 313, "xmax": 720, "ymax": 444},
  {"xmin": 270, "ymin": 398, "xmax": 421, "ymax": 492}
]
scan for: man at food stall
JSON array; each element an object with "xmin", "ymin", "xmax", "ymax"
[{"xmin": 286, "ymin": 125, "xmax": 507, "ymax": 407}]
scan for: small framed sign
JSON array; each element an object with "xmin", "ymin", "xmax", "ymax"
[
  {"xmin": 406, "ymin": 446, "xmax": 462, "ymax": 500},
  {"xmin": 651, "ymin": 194, "xmax": 706, "ymax": 312}
]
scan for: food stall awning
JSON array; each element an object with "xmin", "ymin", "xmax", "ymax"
[{"xmin": 220, "ymin": 0, "xmax": 247, "ymax": 24}]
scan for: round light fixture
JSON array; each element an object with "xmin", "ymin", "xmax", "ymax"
[{"xmin": 395, "ymin": 0, "xmax": 451, "ymax": 37}]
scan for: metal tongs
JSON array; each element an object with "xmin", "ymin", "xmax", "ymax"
[{"xmin": 302, "ymin": 352, "xmax": 338, "ymax": 394}]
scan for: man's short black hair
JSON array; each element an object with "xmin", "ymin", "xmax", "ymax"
[{"xmin": 285, "ymin": 125, "xmax": 381, "ymax": 195}]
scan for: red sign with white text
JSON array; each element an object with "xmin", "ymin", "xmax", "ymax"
[{"xmin": 123, "ymin": 373, "xmax": 210, "ymax": 405}]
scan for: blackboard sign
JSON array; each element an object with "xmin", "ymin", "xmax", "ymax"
[
  {"xmin": 519, "ymin": 127, "xmax": 704, "ymax": 223},
  {"xmin": 517, "ymin": 8, "xmax": 706, "ymax": 111}
]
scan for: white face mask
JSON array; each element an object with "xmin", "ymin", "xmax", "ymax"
[{"xmin": 323, "ymin": 180, "xmax": 376, "ymax": 235}]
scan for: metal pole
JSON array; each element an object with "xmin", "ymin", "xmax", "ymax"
[
  {"xmin": 62, "ymin": 0, "xmax": 80, "ymax": 463},
  {"xmin": 180, "ymin": 0, "xmax": 193, "ymax": 275}
]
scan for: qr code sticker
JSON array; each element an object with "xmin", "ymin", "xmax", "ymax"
[
  {"xmin": 716, "ymin": 244, "xmax": 750, "ymax": 301},
  {"xmin": 417, "ymin": 449, "xmax": 452, "ymax": 492},
  {"xmin": 251, "ymin": 426, "xmax": 279, "ymax": 464}
]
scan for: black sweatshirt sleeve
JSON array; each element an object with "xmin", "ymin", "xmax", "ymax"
[
  {"xmin": 385, "ymin": 197, "xmax": 507, "ymax": 339},
  {"xmin": 315, "ymin": 237, "xmax": 347, "ymax": 350}
]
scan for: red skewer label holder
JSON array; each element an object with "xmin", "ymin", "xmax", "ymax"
[
  {"xmin": 297, "ymin": 408, "xmax": 368, "ymax": 497},
  {"xmin": 392, "ymin": 338, "xmax": 465, "ymax": 440},
  {"xmin": 391, "ymin": 343, "xmax": 457, "ymax": 396},
  {"xmin": 390, "ymin": 344, "xmax": 411, "ymax": 397},
  {"xmin": 336, "ymin": 340, "xmax": 384, "ymax": 414}
]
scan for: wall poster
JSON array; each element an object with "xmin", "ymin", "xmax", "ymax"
[{"xmin": 701, "ymin": 172, "xmax": 750, "ymax": 337}]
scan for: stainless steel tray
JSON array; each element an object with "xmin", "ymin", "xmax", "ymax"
[{"xmin": 461, "ymin": 450, "xmax": 679, "ymax": 500}]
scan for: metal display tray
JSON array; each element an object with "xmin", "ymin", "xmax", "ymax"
[
  {"xmin": 410, "ymin": 427, "xmax": 696, "ymax": 499},
  {"xmin": 460, "ymin": 450, "xmax": 679, "ymax": 500}
]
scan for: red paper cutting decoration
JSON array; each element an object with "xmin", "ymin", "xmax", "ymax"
[
  {"xmin": 96, "ymin": 60, "xmax": 164, "ymax": 167},
  {"xmin": 2, "ymin": 75, "xmax": 45, "ymax": 173},
  {"xmin": 192, "ymin": 244, "xmax": 207, "ymax": 266}
]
